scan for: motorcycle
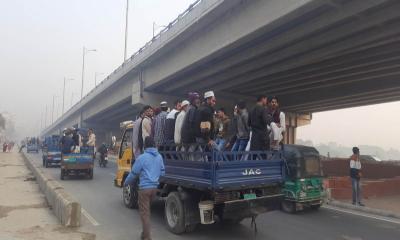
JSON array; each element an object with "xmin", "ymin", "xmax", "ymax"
[{"xmin": 98, "ymin": 144, "xmax": 108, "ymax": 168}]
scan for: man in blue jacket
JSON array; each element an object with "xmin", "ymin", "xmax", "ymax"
[{"xmin": 124, "ymin": 137, "xmax": 165, "ymax": 240}]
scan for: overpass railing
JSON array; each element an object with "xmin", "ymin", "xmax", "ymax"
[{"xmin": 46, "ymin": 0, "xmax": 204, "ymax": 134}]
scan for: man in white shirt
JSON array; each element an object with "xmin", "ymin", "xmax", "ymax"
[
  {"xmin": 174, "ymin": 100, "xmax": 189, "ymax": 149},
  {"xmin": 268, "ymin": 96, "xmax": 286, "ymax": 150},
  {"xmin": 350, "ymin": 147, "xmax": 364, "ymax": 206}
]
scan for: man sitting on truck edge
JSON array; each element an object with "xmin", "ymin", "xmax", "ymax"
[
  {"xmin": 124, "ymin": 137, "xmax": 165, "ymax": 240},
  {"xmin": 213, "ymin": 107, "xmax": 231, "ymax": 151},
  {"xmin": 267, "ymin": 96, "xmax": 285, "ymax": 150}
]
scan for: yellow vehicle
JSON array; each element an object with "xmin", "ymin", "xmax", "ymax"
[{"xmin": 114, "ymin": 121, "xmax": 138, "ymax": 208}]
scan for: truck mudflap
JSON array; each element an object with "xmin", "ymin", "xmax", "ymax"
[{"xmin": 222, "ymin": 194, "xmax": 284, "ymax": 220}]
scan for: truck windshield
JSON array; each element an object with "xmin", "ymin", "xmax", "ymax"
[
  {"xmin": 119, "ymin": 129, "xmax": 132, "ymax": 159},
  {"xmin": 303, "ymin": 156, "xmax": 321, "ymax": 177}
]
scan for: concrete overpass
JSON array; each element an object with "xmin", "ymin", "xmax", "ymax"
[{"xmin": 42, "ymin": 0, "xmax": 400, "ymax": 145}]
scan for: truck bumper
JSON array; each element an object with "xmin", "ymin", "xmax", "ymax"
[{"xmin": 222, "ymin": 194, "xmax": 284, "ymax": 219}]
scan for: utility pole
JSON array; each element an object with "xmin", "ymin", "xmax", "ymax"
[
  {"xmin": 81, "ymin": 47, "xmax": 96, "ymax": 100},
  {"xmin": 44, "ymin": 105, "xmax": 48, "ymax": 128},
  {"xmin": 51, "ymin": 96, "xmax": 56, "ymax": 124},
  {"xmin": 124, "ymin": 0, "xmax": 129, "ymax": 60}
]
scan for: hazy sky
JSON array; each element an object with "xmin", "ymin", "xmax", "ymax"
[
  {"xmin": 0, "ymin": 0, "xmax": 399, "ymax": 150},
  {"xmin": 297, "ymin": 101, "xmax": 400, "ymax": 151},
  {"xmin": 0, "ymin": 0, "xmax": 193, "ymax": 139}
]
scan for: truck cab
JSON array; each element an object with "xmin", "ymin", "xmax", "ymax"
[{"xmin": 281, "ymin": 144, "xmax": 324, "ymax": 213}]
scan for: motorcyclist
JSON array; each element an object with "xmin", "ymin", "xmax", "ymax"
[{"xmin": 98, "ymin": 143, "xmax": 108, "ymax": 167}]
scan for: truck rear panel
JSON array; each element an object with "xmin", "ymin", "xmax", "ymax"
[{"xmin": 160, "ymin": 150, "xmax": 285, "ymax": 192}]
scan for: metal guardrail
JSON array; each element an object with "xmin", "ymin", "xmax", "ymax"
[{"xmin": 49, "ymin": 0, "xmax": 204, "ymax": 132}]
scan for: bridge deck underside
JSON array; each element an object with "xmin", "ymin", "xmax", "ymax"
[{"xmin": 149, "ymin": 0, "xmax": 400, "ymax": 113}]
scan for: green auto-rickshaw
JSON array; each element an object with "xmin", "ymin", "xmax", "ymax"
[{"xmin": 281, "ymin": 144, "xmax": 324, "ymax": 213}]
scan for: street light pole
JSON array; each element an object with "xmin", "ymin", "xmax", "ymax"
[
  {"xmin": 124, "ymin": 0, "xmax": 129, "ymax": 61},
  {"xmin": 44, "ymin": 105, "xmax": 48, "ymax": 128},
  {"xmin": 51, "ymin": 96, "xmax": 56, "ymax": 124},
  {"xmin": 62, "ymin": 77, "xmax": 74, "ymax": 114},
  {"xmin": 80, "ymin": 46, "xmax": 96, "ymax": 100}
]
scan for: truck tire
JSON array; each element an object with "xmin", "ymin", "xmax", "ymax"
[
  {"xmin": 310, "ymin": 204, "xmax": 321, "ymax": 210},
  {"xmin": 88, "ymin": 169, "xmax": 94, "ymax": 179},
  {"xmin": 123, "ymin": 183, "xmax": 138, "ymax": 209},
  {"xmin": 60, "ymin": 169, "xmax": 65, "ymax": 180},
  {"xmin": 281, "ymin": 200, "xmax": 296, "ymax": 213},
  {"xmin": 165, "ymin": 192, "xmax": 186, "ymax": 234}
]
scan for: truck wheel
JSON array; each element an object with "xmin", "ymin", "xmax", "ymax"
[
  {"xmin": 281, "ymin": 200, "xmax": 296, "ymax": 213},
  {"xmin": 88, "ymin": 169, "xmax": 94, "ymax": 179},
  {"xmin": 60, "ymin": 169, "xmax": 65, "ymax": 180},
  {"xmin": 165, "ymin": 192, "xmax": 186, "ymax": 234},
  {"xmin": 123, "ymin": 183, "xmax": 139, "ymax": 209},
  {"xmin": 310, "ymin": 204, "xmax": 321, "ymax": 210}
]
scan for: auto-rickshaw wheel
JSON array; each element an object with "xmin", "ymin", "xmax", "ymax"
[{"xmin": 281, "ymin": 200, "xmax": 296, "ymax": 213}]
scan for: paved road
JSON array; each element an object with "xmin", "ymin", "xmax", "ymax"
[{"xmin": 26, "ymin": 152, "xmax": 400, "ymax": 240}]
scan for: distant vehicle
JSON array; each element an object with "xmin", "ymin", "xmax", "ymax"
[
  {"xmin": 114, "ymin": 123, "xmax": 287, "ymax": 234},
  {"xmin": 60, "ymin": 128, "xmax": 94, "ymax": 180},
  {"xmin": 42, "ymin": 135, "xmax": 61, "ymax": 168},
  {"xmin": 281, "ymin": 145, "xmax": 324, "ymax": 213},
  {"xmin": 26, "ymin": 137, "xmax": 39, "ymax": 153}
]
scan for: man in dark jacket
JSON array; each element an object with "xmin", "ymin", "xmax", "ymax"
[
  {"xmin": 194, "ymin": 91, "xmax": 216, "ymax": 147},
  {"xmin": 181, "ymin": 92, "xmax": 201, "ymax": 150},
  {"xmin": 248, "ymin": 95, "xmax": 271, "ymax": 151}
]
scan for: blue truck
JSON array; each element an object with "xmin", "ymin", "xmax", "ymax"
[
  {"xmin": 42, "ymin": 135, "xmax": 62, "ymax": 168},
  {"xmin": 115, "ymin": 125, "xmax": 285, "ymax": 234},
  {"xmin": 60, "ymin": 146, "xmax": 95, "ymax": 180},
  {"xmin": 26, "ymin": 137, "xmax": 39, "ymax": 153}
]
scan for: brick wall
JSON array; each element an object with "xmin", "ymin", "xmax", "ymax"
[
  {"xmin": 325, "ymin": 176, "xmax": 400, "ymax": 200},
  {"xmin": 322, "ymin": 159, "xmax": 400, "ymax": 179}
]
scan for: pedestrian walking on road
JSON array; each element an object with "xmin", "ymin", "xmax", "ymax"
[
  {"xmin": 350, "ymin": 147, "xmax": 365, "ymax": 206},
  {"xmin": 124, "ymin": 137, "xmax": 165, "ymax": 240}
]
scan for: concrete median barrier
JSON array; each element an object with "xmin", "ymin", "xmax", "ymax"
[{"xmin": 21, "ymin": 152, "xmax": 81, "ymax": 227}]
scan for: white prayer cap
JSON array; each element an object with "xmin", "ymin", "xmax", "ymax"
[
  {"xmin": 181, "ymin": 100, "xmax": 190, "ymax": 107},
  {"xmin": 160, "ymin": 101, "xmax": 168, "ymax": 107},
  {"xmin": 204, "ymin": 91, "xmax": 215, "ymax": 99}
]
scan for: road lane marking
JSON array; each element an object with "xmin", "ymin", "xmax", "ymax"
[
  {"xmin": 82, "ymin": 208, "xmax": 100, "ymax": 226},
  {"xmin": 323, "ymin": 205, "xmax": 400, "ymax": 225}
]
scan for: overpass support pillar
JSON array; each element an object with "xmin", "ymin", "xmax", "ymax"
[{"xmin": 284, "ymin": 112, "xmax": 312, "ymax": 144}]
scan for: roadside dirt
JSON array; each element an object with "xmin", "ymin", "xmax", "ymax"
[{"xmin": 0, "ymin": 151, "xmax": 95, "ymax": 240}]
